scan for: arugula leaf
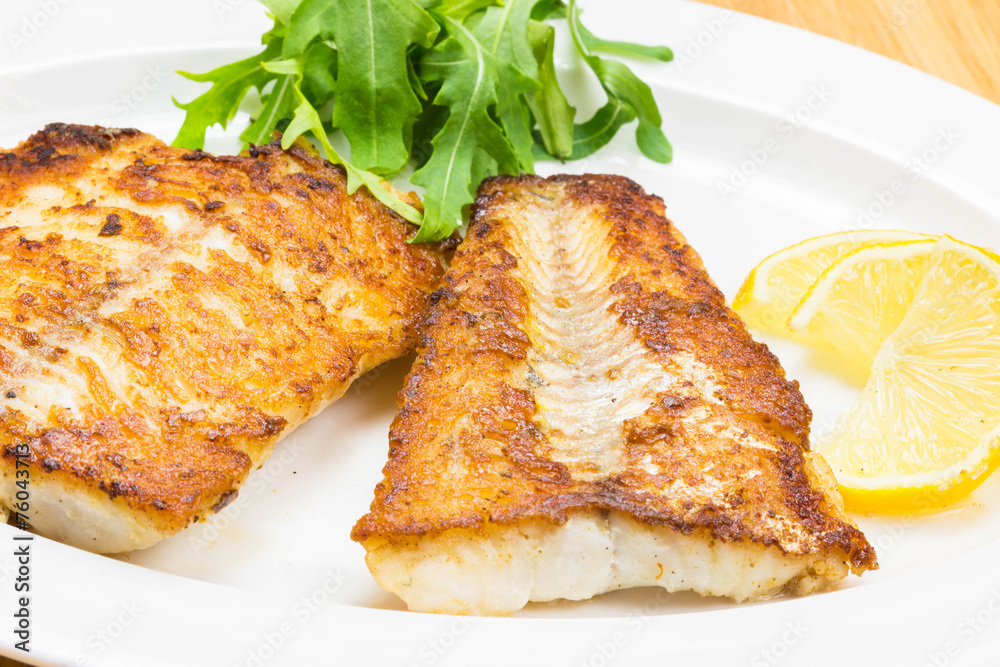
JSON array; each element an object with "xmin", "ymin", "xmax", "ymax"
[
  {"xmin": 530, "ymin": 0, "xmax": 566, "ymax": 20},
  {"xmin": 410, "ymin": 16, "xmax": 518, "ymax": 241},
  {"xmin": 410, "ymin": 101, "xmax": 448, "ymax": 169},
  {"xmin": 525, "ymin": 20, "xmax": 574, "ymax": 159},
  {"xmin": 282, "ymin": 83, "xmax": 424, "ymax": 224},
  {"xmin": 567, "ymin": 0, "xmax": 672, "ymax": 163},
  {"xmin": 436, "ymin": 0, "xmax": 502, "ymax": 19},
  {"xmin": 281, "ymin": 0, "xmax": 332, "ymax": 55},
  {"xmin": 407, "ymin": 55, "xmax": 427, "ymax": 102},
  {"xmin": 635, "ymin": 117, "xmax": 672, "ymax": 162},
  {"xmin": 471, "ymin": 0, "xmax": 543, "ymax": 171},
  {"xmin": 333, "ymin": 0, "xmax": 439, "ymax": 173},
  {"xmin": 570, "ymin": 99, "xmax": 636, "ymax": 159},
  {"xmin": 284, "ymin": 0, "xmax": 439, "ymax": 174},
  {"xmin": 576, "ymin": 21, "xmax": 673, "ymax": 62},
  {"xmin": 259, "ymin": 0, "xmax": 299, "ymax": 25},
  {"xmin": 173, "ymin": 39, "xmax": 282, "ymax": 149},
  {"xmin": 300, "ymin": 42, "xmax": 337, "ymax": 104},
  {"xmin": 240, "ymin": 73, "xmax": 298, "ymax": 145}
]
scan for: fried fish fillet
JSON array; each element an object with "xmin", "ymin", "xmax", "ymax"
[
  {"xmin": 0, "ymin": 124, "xmax": 450, "ymax": 553},
  {"xmin": 352, "ymin": 174, "xmax": 877, "ymax": 615}
]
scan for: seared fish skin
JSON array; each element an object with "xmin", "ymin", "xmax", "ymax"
[
  {"xmin": 353, "ymin": 174, "xmax": 876, "ymax": 615},
  {"xmin": 0, "ymin": 124, "xmax": 450, "ymax": 552}
]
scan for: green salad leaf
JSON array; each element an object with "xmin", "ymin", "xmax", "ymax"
[
  {"xmin": 410, "ymin": 16, "xmax": 518, "ymax": 241},
  {"xmin": 172, "ymin": 0, "xmax": 673, "ymax": 240},
  {"xmin": 526, "ymin": 20, "xmax": 574, "ymax": 159},
  {"xmin": 567, "ymin": 0, "xmax": 672, "ymax": 163},
  {"xmin": 174, "ymin": 40, "xmax": 283, "ymax": 149}
]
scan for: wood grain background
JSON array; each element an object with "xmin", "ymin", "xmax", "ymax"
[
  {"xmin": 0, "ymin": 3, "xmax": 995, "ymax": 667},
  {"xmin": 700, "ymin": 0, "xmax": 1000, "ymax": 103}
]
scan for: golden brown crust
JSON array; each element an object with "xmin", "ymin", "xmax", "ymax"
[
  {"xmin": 0, "ymin": 123, "xmax": 449, "ymax": 538},
  {"xmin": 352, "ymin": 173, "xmax": 876, "ymax": 572}
]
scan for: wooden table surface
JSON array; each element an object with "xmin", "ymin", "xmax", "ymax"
[
  {"xmin": 701, "ymin": 0, "xmax": 1000, "ymax": 104},
  {"xmin": 0, "ymin": 3, "xmax": 994, "ymax": 667}
]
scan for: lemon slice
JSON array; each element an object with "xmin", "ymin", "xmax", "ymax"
[
  {"xmin": 787, "ymin": 239, "xmax": 938, "ymax": 373},
  {"xmin": 815, "ymin": 237, "xmax": 1000, "ymax": 512},
  {"xmin": 732, "ymin": 230, "xmax": 933, "ymax": 333}
]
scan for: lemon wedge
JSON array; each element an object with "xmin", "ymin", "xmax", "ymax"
[
  {"xmin": 787, "ymin": 238, "xmax": 938, "ymax": 373},
  {"xmin": 732, "ymin": 230, "xmax": 932, "ymax": 333},
  {"xmin": 814, "ymin": 237, "xmax": 1000, "ymax": 512}
]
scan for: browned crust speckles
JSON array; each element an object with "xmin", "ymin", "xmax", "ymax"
[
  {"xmin": 352, "ymin": 173, "xmax": 876, "ymax": 573},
  {"xmin": 0, "ymin": 124, "xmax": 451, "ymax": 543}
]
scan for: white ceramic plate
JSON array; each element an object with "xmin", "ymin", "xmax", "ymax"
[{"xmin": 2, "ymin": 1, "xmax": 1000, "ymax": 665}]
